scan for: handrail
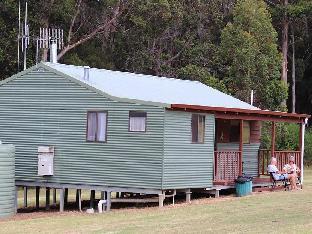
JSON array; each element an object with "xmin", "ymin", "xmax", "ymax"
[
  {"xmin": 214, "ymin": 151, "xmax": 242, "ymax": 182},
  {"xmin": 273, "ymin": 151, "xmax": 300, "ymax": 153}
]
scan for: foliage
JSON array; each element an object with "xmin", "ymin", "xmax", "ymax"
[
  {"xmin": 263, "ymin": 79, "xmax": 288, "ymax": 111},
  {"xmin": 220, "ymin": 0, "xmax": 285, "ymax": 110},
  {"xmin": 108, "ymin": 0, "xmax": 233, "ymax": 91},
  {"xmin": 267, "ymin": 0, "xmax": 312, "ymax": 113},
  {"xmin": 0, "ymin": 0, "xmax": 25, "ymax": 76},
  {"xmin": 304, "ymin": 128, "xmax": 312, "ymax": 165},
  {"xmin": 261, "ymin": 122, "xmax": 299, "ymax": 151},
  {"xmin": 268, "ymin": 0, "xmax": 312, "ymax": 19}
]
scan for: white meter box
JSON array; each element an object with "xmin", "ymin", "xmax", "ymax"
[{"xmin": 38, "ymin": 146, "xmax": 54, "ymax": 176}]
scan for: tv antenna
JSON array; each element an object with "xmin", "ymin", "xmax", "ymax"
[
  {"xmin": 17, "ymin": 1, "xmax": 64, "ymax": 72},
  {"xmin": 36, "ymin": 27, "xmax": 64, "ymax": 64}
]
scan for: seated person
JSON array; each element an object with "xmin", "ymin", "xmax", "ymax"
[
  {"xmin": 283, "ymin": 156, "xmax": 301, "ymax": 190},
  {"xmin": 267, "ymin": 157, "xmax": 288, "ymax": 181}
]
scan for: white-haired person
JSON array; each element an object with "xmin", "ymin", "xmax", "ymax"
[
  {"xmin": 283, "ymin": 156, "xmax": 301, "ymax": 190},
  {"xmin": 267, "ymin": 157, "xmax": 289, "ymax": 181}
]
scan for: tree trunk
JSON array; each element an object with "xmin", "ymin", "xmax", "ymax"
[
  {"xmin": 40, "ymin": 0, "xmax": 56, "ymax": 62},
  {"xmin": 291, "ymin": 29, "xmax": 296, "ymax": 113},
  {"xmin": 281, "ymin": 0, "xmax": 289, "ymax": 107}
]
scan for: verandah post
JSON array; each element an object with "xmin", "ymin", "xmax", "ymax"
[
  {"xmin": 299, "ymin": 119, "xmax": 307, "ymax": 183},
  {"xmin": 271, "ymin": 122, "xmax": 276, "ymax": 157},
  {"xmin": 239, "ymin": 119, "xmax": 243, "ymax": 175}
]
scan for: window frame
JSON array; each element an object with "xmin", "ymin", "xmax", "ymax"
[
  {"xmin": 86, "ymin": 111, "xmax": 108, "ymax": 143},
  {"xmin": 191, "ymin": 114, "xmax": 205, "ymax": 144},
  {"xmin": 128, "ymin": 111, "xmax": 147, "ymax": 132}
]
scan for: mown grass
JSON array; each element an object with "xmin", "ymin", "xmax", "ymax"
[{"xmin": 1, "ymin": 169, "xmax": 312, "ymax": 234}]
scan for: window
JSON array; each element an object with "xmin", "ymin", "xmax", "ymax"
[
  {"xmin": 192, "ymin": 114, "xmax": 205, "ymax": 143},
  {"xmin": 86, "ymin": 111, "xmax": 107, "ymax": 142},
  {"xmin": 216, "ymin": 120, "xmax": 251, "ymax": 144},
  {"xmin": 129, "ymin": 111, "xmax": 147, "ymax": 132},
  {"xmin": 243, "ymin": 121, "xmax": 250, "ymax": 143},
  {"xmin": 229, "ymin": 120, "xmax": 240, "ymax": 142}
]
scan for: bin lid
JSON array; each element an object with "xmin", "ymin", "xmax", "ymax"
[{"xmin": 235, "ymin": 176, "xmax": 250, "ymax": 183}]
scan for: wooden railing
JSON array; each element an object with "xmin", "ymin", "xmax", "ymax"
[
  {"xmin": 214, "ymin": 151, "xmax": 242, "ymax": 182},
  {"xmin": 258, "ymin": 150, "xmax": 301, "ymax": 175}
]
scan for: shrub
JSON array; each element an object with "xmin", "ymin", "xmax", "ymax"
[
  {"xmin": 261, "ymin": 122, "xmax": 299, "ymax": 150},
  {"xmin": 304, "ymin": 128, "xmax": 312, "ymax": 166}
]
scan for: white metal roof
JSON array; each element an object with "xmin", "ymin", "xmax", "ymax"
[{"xmin": 43, "ymin": 62, "xmax": 259, "ymax": 110}]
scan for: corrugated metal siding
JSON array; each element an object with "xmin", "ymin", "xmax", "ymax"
[
  {"xmin": 0, "ymin": 144, "xmax": 15, "ymax": 218},
  {"xmin": 217, "ymin": 143, "xmax": 260, "ymax": 176},
  {"xmin": 163, "ymin": 111, "xmax": 214, "ymax": 189},
  {"xmin": 0, "ymin": 70, "xmax": 164, "ymax": 189}
]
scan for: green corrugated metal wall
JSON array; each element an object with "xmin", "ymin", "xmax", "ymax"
[
  {"xmin": 0, "ymin": 144, "xmax": 15, "ymax": 218},
  {"xmin": 162, "ymin": 111, "xmax": 214, "ymax": 189},
  {"xmin": 0, "ymin": 69, "xmax": 165, "ymax": 189},
  {"xmin": 217, "ymin": 143, "xmax": 260, "ymax": 176}
]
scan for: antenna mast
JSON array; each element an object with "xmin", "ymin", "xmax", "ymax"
[
  {"xmin": 17, "ymin": 1, "xmax": 21, "ymax": 72},
  {"xmin": 16, "ymin": 1, "xmax": 64, "ymax": 71},
  {"xmin": 17, "ymin": 0, "xmax": 29, "ymax": 71},
  {"xmin": 23, "ymin": 1, "xmax": 29, "ymax": 70}
]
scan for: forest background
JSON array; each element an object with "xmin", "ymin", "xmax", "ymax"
[{"xmin": 1, "ymin": 0, "xmax": 312, "ymax": 163}]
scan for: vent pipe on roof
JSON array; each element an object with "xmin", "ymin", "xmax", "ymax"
[
  {"xmin": 50, "ymin": 40, "xmax": 58, "ymax": 63},
  {"xmin": 83, "ymin": 66, "xmax": 90, "ymax": 81},
  {"xmin": 250, "ymin": 90, "xmax": 254, "ymax": 105}
]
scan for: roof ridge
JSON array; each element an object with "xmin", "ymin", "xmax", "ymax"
[{"xmin": 43, "ymin": 62, "xmax": 202, "ymax": 84}]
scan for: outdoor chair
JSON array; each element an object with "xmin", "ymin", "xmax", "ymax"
[{"xmin": 269, "ymin": 172, "xmax": 290, "ymax": 190}]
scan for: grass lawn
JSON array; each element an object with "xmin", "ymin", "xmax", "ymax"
[{"xmin": 1, "ymin": 169, "xmax": 312, "ymax": 234}]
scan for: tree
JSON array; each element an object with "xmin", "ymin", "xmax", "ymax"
[
  {"xmin": 27, "ymin": 0, "xmax": 126, "ymax": 61},
  {"xmin": 266, "ymin": 0, "xmax": 312, "ymax": 111},
  {"xmin": 111, "ymin": 0, "xmax": 233, "ymax": 90},
  {"xmin": 219, "ymin": 0, "xmax": 287, "ymax": 110}
]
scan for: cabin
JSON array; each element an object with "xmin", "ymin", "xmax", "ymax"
[{"xmin": 0, "ymin": 62, "xmax": 309, "ymax": 211}]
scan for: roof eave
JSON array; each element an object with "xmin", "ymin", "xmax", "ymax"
[{"xmin": 170, "ymin": 104, "xmax": 310, "ymax": 123}]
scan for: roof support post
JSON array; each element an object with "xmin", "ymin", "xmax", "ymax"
[
  {"xmin": 15, "ymin": 186, "xmax": 18, "ymax": 214},
  {"xmin": 271, "ymin": 122, "xmax": 276, "ymax": 157},
  {"xmin": 23, "ymin": 186, "xmax": 28, "ymax": 208},
  {"xmin": 52, "ymin": 188, "xmax": 57, "ymax": 206},
  {"xmin": 90, "ymin": 190, "xmax": 95, "ymax": 209},
  {"xmin": 76, "ymin": 189, "xmax": 82, "ymax": 212},
  {"xmin": 59, "ymin": 188, "xmax": 64, "ymax": 212},
  {"xmin": 64, "ymin": 188, "xmax": 68, "ymax": 206},
  {"xmin": 299, "ymin": 119, "xmax": 307, "ymax": 183},
  {"xmin": 239, "ymin": 119, "xmax": 243, "ymax": 175},
  {"xmin": 106, "ymin": 191, "xmax": 111, "ymax": 211}
]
